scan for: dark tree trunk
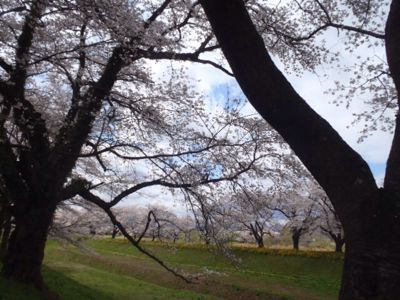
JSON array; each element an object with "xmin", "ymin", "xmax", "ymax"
[
  {"xmin": 292, "ymin": 232, "xmax": 300, "ymax": 250},
  {"xmin": 199, "ymin": 1, "xmax": 400, "ymax": 298},
  {"xmin": 323, "ymin": 228, "xmax": 345, "ymax": 253},
  {"xmin": 111, "ymin": 225, "xmax": 118, "ymax": 239},
  {"xmin": 339, "ymin": 190, "xmax": 400, "ymax": 299},
  {"xmin": 250, "ymin": 224, "xmax": 264, "ymax": 248},
  {"xmin": 256, "ymin": 237, "xmax": 264, "ymax": 248},
  {"xmin": 334, "ymin": 240, "xmax": 344, "ymax": 253},
  {"xmin": 334, "ymin": 236, "xmax": 345, "ymax": 253},
  {"xmin": 2, "ymin": 203, "xmax": 55, "ymax": 289},
  {"xmin": 0, "ymin": 211, "xmax": 12, "ymax": 259},
  {"xmin": 252, "ymin": 231, "xmax": 264, "ymax": 248},
  {"xmin": 384, "ymin": 0, "xmax": 400, "ymax": 193}
]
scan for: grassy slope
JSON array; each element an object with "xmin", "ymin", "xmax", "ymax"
[{"xmin": 1, "ymin": 239, "xmax": 342, "ymax": 299}]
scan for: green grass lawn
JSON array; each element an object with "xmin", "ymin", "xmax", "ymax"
[{"xmin": 0, "ymin": 239, "xmax": 343, "ymax": 299}]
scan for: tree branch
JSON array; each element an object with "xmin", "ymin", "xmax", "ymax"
[
  {"xmin": 0, "ymin": 58, "xmax": 13, "ymax": 74},
  {"xmin": 5, "ymin": 0, "xmax": 50, "ymax": 156},
  {"xmin": 78, "ymin": 189, "xmax": 192, "ymax": 283},
  {"xmin": 136, "ymin": 49, "xmax": 233, "ymax": 76}
]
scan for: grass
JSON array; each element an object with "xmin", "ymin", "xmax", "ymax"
[{"xmin": 0, "ymin": 238, "xmax": 343, "ymax": 299}]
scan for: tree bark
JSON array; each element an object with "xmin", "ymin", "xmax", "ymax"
[
  {"xmin": 384, "ymin": 0, "xmax": 400, "ymax": 192},
  {"xmin": 2, "ymin": 202, "xmax": 55, "ymax": 289},
  {"xmin": 200, "ymin": 0, "xmax": 400, "ymax": 298}
]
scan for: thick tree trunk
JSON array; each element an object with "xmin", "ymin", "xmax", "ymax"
[
  {"xmin": 2, "ymin": 204, "xmax": 55, "ymax": 289},
  {"xmin": 340, "ymin": 233, "xmax": 400, "ymax": 298}
]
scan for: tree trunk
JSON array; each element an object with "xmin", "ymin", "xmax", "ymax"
[
  {"xmin": 2, "ymin": 204, "xmax": 55, "ymax": 289},
  {"xmin": 292, "ymin": 232, "xmax": 300, "ymax": 250},
  {"xmin": 111, "ymin": 226, "xmax": 118, "ymax": 239},
  {"xmin": 0, "ymin": 212, "xmax": 12, "ymax": 259},
  {"xmin": 334, "ymin": 237, "xmax": 345, "ymax": 253},
  {"xmin": 253, "ymin": 230, "xmax": 264, "ymax": 248},
  {"xmin": 339, "ymin": 190, "xmax": 400, "ymax": 299},
  {"xmin": 250, "ymin": 224, "xmax": 264, "ymax": 248},
  {"xmin": 340, "ymin": 238, "xmax": 400, "ymax": 299}
]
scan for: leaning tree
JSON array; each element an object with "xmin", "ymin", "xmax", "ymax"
[{"xmin": 200, "ymin": 0, "xmax": 400, "ymax": 298}]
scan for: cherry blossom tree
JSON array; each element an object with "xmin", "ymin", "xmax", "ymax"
[
  {"xmin": 228, "ymin": 188, "xmax": 273, "ymax": 248},
  {"xmin": 270, "ymin": 190, "xmax": 317, "ymax": 250},
  {"xmin": 0, "ymin": 0, "xmax": 227, "ymax": 289}
]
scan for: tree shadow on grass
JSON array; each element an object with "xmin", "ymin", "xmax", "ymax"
[
  {"xmin": 42, "ymin": 266, "xmax": 113, "ymax": 300},
  {"xmin": 0, "ymin": 266, "xmax": 112, "ymax": 300}
]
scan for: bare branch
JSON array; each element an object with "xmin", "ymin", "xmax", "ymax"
[
  {"xmin": 145, "ymin": 0, "xmax": 172, "ymax": 28},
  {"xmin": 136, "ymin": 49, "xmax": 233, "ymax": 76},
  {"xmin": 0, "ymin": 5, "xmax": 26, "ymax": 17},
  {"xmin": 0, "ymin": 58, "xmax": 13, "ymax": 74},
  {"xmin": 78, "ymin": 189, "xmax": 192, "ymax": 283}
]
